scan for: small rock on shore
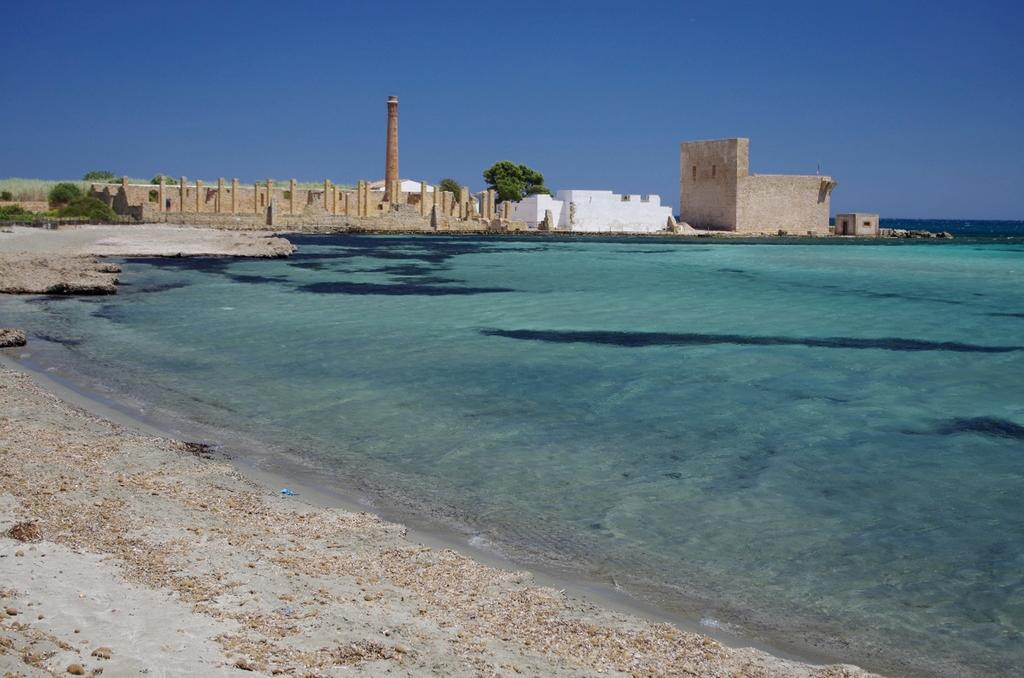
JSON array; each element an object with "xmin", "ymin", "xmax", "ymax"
[{"xmin": 0, "ymin": 328, "xmax": 27, "ymax": 347}]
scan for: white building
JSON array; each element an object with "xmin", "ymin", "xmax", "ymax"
[
  {"xmin": 369, "ymin": 179, "xmax": 434, "ymax": 193},
  {"xmin": 509, "ymin": 193, "xmax": 564, "ymax": 227},
  {"xmin": 509, "ymin": 190, "xmax": 673, "ymax": 233}
]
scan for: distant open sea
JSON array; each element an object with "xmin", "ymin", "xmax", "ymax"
[{"xmin": 2, "ymin": 218, "xmax": 1022, "ymax": 676}]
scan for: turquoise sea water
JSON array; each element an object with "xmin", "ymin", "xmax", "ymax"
[{"xmin": 2, "ymin": 229, "xmax": 1023, "ymax": 676}]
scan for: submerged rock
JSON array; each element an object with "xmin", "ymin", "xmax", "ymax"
[{"xmin": 0, "ymin": 328, "xmax": 27, "ymax": 347}]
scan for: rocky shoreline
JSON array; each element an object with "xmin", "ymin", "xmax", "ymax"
[{"xmin": 0, "ymin": 224, "xmax": 294, "ymax": 296}]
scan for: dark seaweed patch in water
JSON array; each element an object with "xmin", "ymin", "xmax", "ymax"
[
  {"xmin": 287, "ymin": 235, "xmax": 550, "ymax": 265},
  {"xmin": 287, "ymin": 261, "xmax": 328, "ymax": 270},
  {"xmin": 860, "ymin": 290, "xmax": 964, "ymax": 306},
  {"xmin": 300, "ymin": 281, "xmax": 514, "ymax": 296},
  {"xmin": 227, "ymin": 274, "xmax": 289, "ymax": 285},
  {"xmin": 988, "ymin": 312, "xmax": 1024, "ymax": 319},
  {"xmin": 124, "ymin": 256, "xmax": 232, "ymax": 274},
  {"xmin": 33, "ymin": 333, "xmax": 82, "ymax": 346},
  {"xmin": 480, "ymin": 328, "xmax": 1022, "ymax": 353},
  {"xmin": 372, "ymin": 264, "xmax": 448, "ymax": 277},
  {"xmin": 131, "ymin": 281, "xmax": 191, "ymax": 294},
  {"xmin": 23, "ymin": 295, "xmax": 75, "ymax": 305},
  {"xmin": 933, "ymin": 417, "xmax": 1024, "ymax": 440},
  {"xmin": 90, "ymin": 303, "xmax": 128, "ymax": 322}
]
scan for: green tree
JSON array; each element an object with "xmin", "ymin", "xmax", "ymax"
[
  {"xmin": 82, "ymin": 170, "xmax": 118, "ymax": 182},
  {"xmin": 437, "ymin": 178, "xmax": 462, "ymax": 195},
  {"xmin": 151, "ymin": 174, "xmax": 178, "ymax": 185},
  {"xmin": 482, "ymin": 161, "xmax": 551, "ymax": 203},
  {"xmin": 48, "ymin": 182, "xmax": 83, "ymax": 207}
]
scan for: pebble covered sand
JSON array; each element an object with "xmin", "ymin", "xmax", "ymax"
[{"xmin": 0, "ymin": 365, "xmax": 880, "ymax": 676}]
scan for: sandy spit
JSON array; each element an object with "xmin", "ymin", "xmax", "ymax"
[
  {"xmin": 0, "ymin": 365, "xmax": 879, "ymax": 677},
  {"xmin": 0, "ymin": 224, "xmax": 294, "ymax": 295}
]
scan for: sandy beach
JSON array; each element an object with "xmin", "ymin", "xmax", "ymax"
[
  {"xmin": 0, "ymin": 359, "xmax": 879, "ymax": 676},
  {"xmin": 0, "ymin": 224, "xmax": 880, "ymax": 676},
  {"xmin": 0, "ymin": 225, "xmax": 293, "ymax": 295}
]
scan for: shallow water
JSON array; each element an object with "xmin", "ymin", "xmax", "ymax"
[{"xmin": 3, "ymin": 232, "xmax": 1024, "ymax": 676}]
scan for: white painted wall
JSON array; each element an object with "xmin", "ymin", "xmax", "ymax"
[
  {"xmin": 509, "ymin": 194, "xmax": 564, "ymax": 228},
  {"xmin": 555, "ymin": 190, "xmax": 673, "ymax": 233},
  {"xmin": 369, "ymin": 179, "xmax": 434, "ymax": 193}
]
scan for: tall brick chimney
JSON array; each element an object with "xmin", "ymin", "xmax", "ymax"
[{"xmin": 384, "ymin": 95, "xmax": 399, "ymax": 201}]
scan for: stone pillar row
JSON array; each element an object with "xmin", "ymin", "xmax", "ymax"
[{"xmin": 159, "ymin": 178, "xmax": 494, "ymax": 223}]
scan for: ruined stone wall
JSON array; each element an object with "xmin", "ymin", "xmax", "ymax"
[
  {"xmin": 90, "ymin": 180, "xmax": 505, "ymax": 233},
  {"xmin": 679, "ymin": 139, "xmax": 745, "ymax": 230},
  {"xmin": 736, "ymin": 175, "xmax": 832, "ymax": 234}
]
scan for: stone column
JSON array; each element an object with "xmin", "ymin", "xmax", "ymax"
[
  {"xmin": 323, "ymin": 180, "xmax": 331, "ymax": 211},
  {"xmin": 180, "ymin": 177, "xmax": 187, "ymax": 212},
  {"xmin": 357, "ymin": 180, "xmax": 367, "ymax": 217},
  {"xmin": 158, "ymin": 177, "xmax": 165, "ymax": 213},
  {"xmin": 419, "ymin": 181, "xmax": 427, "ymax": 216},
  {"xmin": 441, "ymin": 191, "xmax": 451, "ymax": 217},
  {"xmin": 541, "ymin": 209, "xmax": 554, "ymax": 231},
  {"xmin": 254, "ymin": 182, "xmax": 261, "ymax": 214},
  {"xmin": 289, "ymin": 179, "xmax": 297, "ymax": 215},
  {"xmin": 459, "ymin": 187, "xmax": 469, "ymax": 220},
  {"xmin": 121, "ymin": 176, "xmax": 128, "ymax": 191},
  {"xmin": 216, "ymin": 177, "xmax": 225, "ymax": 213},
  {"xmin": 231, "ymin": 178, "xmax": 239, "ymax": 214},
  {"xmin": 384, "ymin": 96, "xmax": 399, "ymax": 201},
  {"xmin": 195, "ymin": 180, "xmax": 203, "ymax": 213},
  {"xmin": 267, "ymin": 179, "xmax": 274, "ymax": 213}
]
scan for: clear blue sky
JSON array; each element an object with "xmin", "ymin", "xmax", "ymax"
[{"xmin": 3, "ymin": 1, "xmax": 1022, "ymax": 219}]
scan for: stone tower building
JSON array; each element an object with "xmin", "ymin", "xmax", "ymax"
[
  {"xmin": 384, "ymin": 96, "xmax": 399, "ymax": 201},
  {"xmin": 679, "ymin": 138, "xmax": 837, "ymax": 234}
]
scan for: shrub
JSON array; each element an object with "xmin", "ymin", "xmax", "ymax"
[
  {"xmin": 0, "ymin": 204, "xmax": 34, "ymax": 220},
  {"xmin": 0, "ymin": 190, "xmax": 12, "ymax": 201},
  {"xmin": 82, "ymin": 170, "xmax": 118, "ymax": 182},
  {"xmin": 148, "ymin": 190, "xmax": 158, "ymax": 203},
  {"xmin": 151, "ymin": 174, "xmax": 178, "ymax": 185},
  {"xmin": 48, "ymin": 182, "xmax": 83, "ymax": 207},
  {"xmin": 57, "ymin": 196, "xmax": 117, "ymax": 222}
]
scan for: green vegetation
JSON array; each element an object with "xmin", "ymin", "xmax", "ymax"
[
  {"xmin": 0, "ymin": 178, "xmax": 89, "ymax": 202},
  {"xmin": 482, "ymin": 161, "xmax": 551, "ymax": 203},
  {"xmin": 48, "ymin": 182, "xmax": 83, "ymax": 207},
  {"xmin": 82, "ymin": 170, "xmax": 118, "ymax": 182},
  {"xmin": 151, "ymin": 175, "xmax": 178, "ymax": 185},
  {"xmin": 0, "ymin": 191, "xmax": 11, "ymax": 201},
  {"xmin": 0, "ymin": 204, "xmax": 34, "ymax": 220},
  {"xmin": 437, "ymin": 178, "xmax": 463, "ymax": 195},
  {"xmin": 57, "ymin": 196, "xmax": 117, "ymax": 221}
]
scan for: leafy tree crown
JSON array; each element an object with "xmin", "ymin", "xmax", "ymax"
[
  {"xmin": 482, "ymin": 161, "xmax": 551, "ymax": 203},
  {"xmin": 437, "ymin": 178, "xmax": 462, "ymax": 195},
  {"xmin": 82, "ymin": 170, "xmax": 118, "ymax": 182}
]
